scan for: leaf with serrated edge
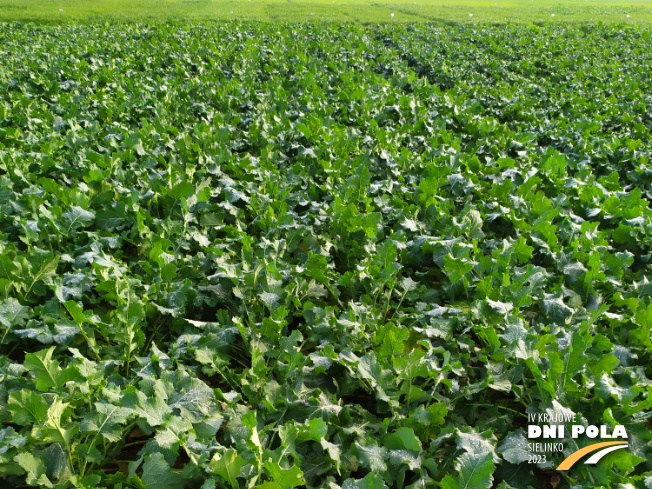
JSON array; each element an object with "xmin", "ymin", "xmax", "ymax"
[{"xmin": 210, "ymin": 449, "xmax": 246, "ymax": 489}]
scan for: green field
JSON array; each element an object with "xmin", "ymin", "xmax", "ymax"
[
  {"xmin": 1, "ymin": 19, "xmax": 652, "ymax": 489},
  {"xmin": 0, "ymin": 0, "xmax": 651, "ymax": 23}
]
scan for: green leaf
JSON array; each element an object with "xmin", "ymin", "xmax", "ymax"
[
  {"xmin": 394, "ymin": 349, "xmax": 428, "ymax": 381},
  {"xmin": 374, "ymin": 240, "xmax": 400, "ymax": 282},
  {"xmin": 563, "ymin": 261, "xmax": 587, "ymax": 285},
  {"xmin": 0, "ymin": 297, "xmax": 29, "ymax": 331},
  {"xmin": 353, "ymin": 440, "xmax": 388, "ymax": 472},
  {"xmin": 455, "ymin": 430, "xmax": 497, "ymax": 460},
  {"xmin": 242, "ymin": 410, "xmax": 262, "ymax": 451},
  {"xmin": 63, "ymin": 205, "xmax": 95, "ymax": 230},
  {"xmin": 22, "ymin": 250, "xmax": 60, "ymax": 298},
  {"xmin": 122, "ymin": 386, "xmax": 172, "ymax": 428},
  {"xmin": 541, "ymin": 294, "xmax": 573, "ymax": 324},
  {"xmin": 443, "ymin": 254, "xmax": 473, "ymax": 283},
  {"xmin": 383, "ymin": 427, "xmax": 421, "ymax": 452},
  {"xmin": 140, "ymin": 452, "xmax": 181, "ymax": 489},
  {"xmin": 596, "ymin": 374, "xmax": 639, "ymax": 403},
  {"xmin": 81, "ymin": 402, "xmax": 131, "ymax": 442},
  {"xmin": 605, "ymin": 448, "xmax": 645, "ymax": 475},
  {"xmin": 299, "ymin": 417, "xmax": 328, "ymax": 442},
  {"xmin": 485, "ymin": 298, "xmax": 513, "ymax": 315},
  {"xmin": 96, "ymin": 203, "xmax": 130, "ymax": 229},
  {"xmin": 262, "ymin": 462, "xmax": 304, "ymax": 487},
  {"xmin": 303, "ymin": 253, "xmax": 331, "ymax": 286},
  {"xmin": 7, "ymin": 389, "xmax": 49, "ymax": 425},
  {"xmin": 14, "ymin": 452, "xmax": 53, "ymax": 488},
  {"xmin": 589, "ymin": 353, "xmax": 620, "ymax": 376},
  {"xmin": 512, "ymin": 237, "xmax": 533, "ymax": 264},
  {"xmin": 526, "ymin": 358, "xmax": 555, "ymax": 401},
  {"xmin": 35, "ymin": 398, "xmax": 78, "ymax": 448},
  {"xmin": 498, "ymin": 430, "xmax": 530, "ymax": 464},
  {"xmin": 464, "ymin": 210, "xmax": 485, "ymax": 239},
  {"xmin": 34, "ymin": 443, "xmax": 69, "ymax": 482},
  {"xmin": 209, "ymin": 449, "xmax": 246, "ymax": 489},
  {"xmin": 376, "ymin": 322, "xmax": 410, "ymax": 357},
  {"xmin": 320, "ymin": 438, "xmax": 342, "ymax": 471},
  {"xmin": 24, "ymin": 347, "xmax": 79, "ymax": 391},
  {"xmin": 494, "ymin": 462, "xmax": 536, "ymax": 488},
  {"xmin": 63, "ymin": 300, "xmax": 91, "ymax": 325},
  {"xmin": 342, "ymin": 472, "xmax": 388, "ymax": 489},
  {"xmin": 441, "ymin": 453, "xmax": 495, "ymax": 489}
]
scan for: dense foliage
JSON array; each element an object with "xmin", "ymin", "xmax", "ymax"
[{"xmin": 0, "ymin": 22, "xmax": 651, "ymax": 489}]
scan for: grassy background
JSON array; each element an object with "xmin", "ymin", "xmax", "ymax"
[{"xmin": 0, "ymin": 0, "xmax": 650, "ymax": 24}]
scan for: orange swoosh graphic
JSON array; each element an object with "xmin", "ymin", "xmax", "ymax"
[{"xmin": 557, "ymin": 441, "xmax": 629, "ymax": 470}]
